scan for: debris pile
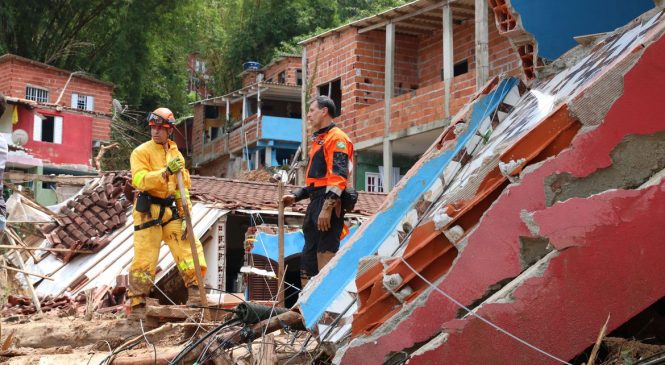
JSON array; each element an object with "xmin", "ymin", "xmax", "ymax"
[
  {"xmin": 1, "ymin": 294, "xmax": 82, "ymax": 316},
  {"xmin": 41, "ymin": 172, "xmax": 132, "ymax": 262},
  {"xmin": 190, "ymin": 175, "xmax": 384, "ymax": 216}
]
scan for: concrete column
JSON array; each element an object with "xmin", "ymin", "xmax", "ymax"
[
  {"xmin": 225, "ymin": 98, "xmax": 230, "ymax": 123},
  {"xmin": 204, "ymin": 222, "xmax": 219, "ymax": 289},
  {"xmin": 254, "ymin": 149, "xmax": 260, "ymax": 170},
  {"xmin": 265, "ymin": 146, "xmax": 273, "ymax": 167},
  {"xmin": 299, "ymin": 48, "xmax": 308, "ymax": 185},
  {"xmin": 443, "ymin": 2, "xmax": 454, "ymax": 117},
  {"xmin": 242, "ymin": 95, "xmax": 248, "ymax": 120},
  {"xmin": 475, "ymin": 0, "xmax": 489, "ymax": 90},
  {"xmin": 383, "ymin": 22, "xmax": 395, "ymax": 193},
  {"xmin": 257, "ymin": 83, "xmax": 262, "ymax": 118}
]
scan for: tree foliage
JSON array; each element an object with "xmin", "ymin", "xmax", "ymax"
[
  {"xmin": 0, "ymin": 0, "xmax": 407, "ymax": 169},
  {"xmin": 205, "ymin": 0, "xmax": 409, "ymax": 94}
]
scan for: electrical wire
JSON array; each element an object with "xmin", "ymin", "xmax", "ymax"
[
  {"xmin": 140, "ymin": 319, "xmax": 157, "ymax": 365},
  {"xmin": 399, "ymin": 257, "xmax": 572, "ymax": 365},
  {"xmin": 168, "ymin": 318, "xmax": 241, "ymax": 365}
]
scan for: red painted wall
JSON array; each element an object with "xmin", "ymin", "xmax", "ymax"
[
  {"xmin": 15, "ymin": 106, "xmax": 93, "ymax": 166},
  {"xmin": 0, "ymin": 55, "xmax": 113, "ymax": 141}
]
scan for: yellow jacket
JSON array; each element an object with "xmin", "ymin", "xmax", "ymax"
[{"xmin": 130, "ymin": 139, "xmax": 192, "ymax": 214}]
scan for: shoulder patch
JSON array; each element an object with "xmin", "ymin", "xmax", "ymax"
[{"xmin": 336, "ymin": 141, "xmax": 346, "ymax": 150}]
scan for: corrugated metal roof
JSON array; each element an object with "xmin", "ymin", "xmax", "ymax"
[{"xmin": 24, "ymin": 203, "xmax": 228, "ymax": 297}]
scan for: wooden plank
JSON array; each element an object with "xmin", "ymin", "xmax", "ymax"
[
  {"xmin": 443, "ymin": 2, "xmax": 454, "ymax": 117},
  {"xmin": 176, "ymin": 172, "xmax": 210, "ymax": 320},
  {"xmin": 475, "ymin": 0, "xmax": 489, "ymax": 89},
  {"xmin": 277, "ymin": 182, "xmax": 285, "ymax": 306},
  {"xmin": 0, "ymin": 264, "xmax": 54, "ymax": 281},
  {"xmin": 0, "ymin": 244, "xmax": 94, "ymax": 254},
  {"xmin": 383, "ymin": 22, "xmax": 395, "ymax": 193},
  {"xmin": 258, "ymin": 334, "xmax": 276, "ymax": 365},
  {"xmin": 4, "ymin": 171, "xmax": 95, "ymax": 184},
  {"xmin": 12, "ymin": 251, "xmax": 42, "ymax": 313},
  {"xmin": 359, "ymin": 1, "xmax": 446, "ymax": 34}
]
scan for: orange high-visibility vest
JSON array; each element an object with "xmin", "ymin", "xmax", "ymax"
[{"xmin": 305, "ymin": 124, "xmax": 353, "ymax": 196}]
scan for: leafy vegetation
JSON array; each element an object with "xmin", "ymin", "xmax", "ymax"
[{"xmin": 0, "ymin": 0, "xmax": 407, "ymax": 168}]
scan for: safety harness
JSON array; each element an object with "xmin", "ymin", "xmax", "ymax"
[{"xmin": 133, "ymin": 194, "xmax": 181, "ymax": 231}]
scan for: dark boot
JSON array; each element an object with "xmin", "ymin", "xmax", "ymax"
[{"xmin": 186, "ymin": 286, "xmax": 205, "ymax": 306}]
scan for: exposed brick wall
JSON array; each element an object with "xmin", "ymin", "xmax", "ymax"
[
  {"xmin": 0, "ymin": 57, "xmax": 113, "ymax": 114},
  {"xmin": 264, "ymin": 56, "xmax": 302, "ymax": 85},
  {"xmin": 228, "ymin": 115, "xmax": 260, "ymax": 154},
  {"xmin": 197, "ymin": 154, "xmax": 230, "ymax": 177},
  {"xmin": 0, "ymin": 62, "xmax": 12, "ymax": 96},
  {"xmin": 192, "ymin": 103, "xmax": 205, "ymax": 160},
  {"xmin": 305, "ymin": 11, "xmax": 521, "ymax": 148},
  {"xmin": 242, "ymin": 70, "xmax": 261, "ymax": 87},
  {"xmin": 92, "ymin": 116, "xmax": 112, "ymax": 141}
]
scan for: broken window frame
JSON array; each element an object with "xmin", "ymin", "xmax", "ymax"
[{"xmin": 317, "ymin": 78, "xmax": 342, "ymax": 117}]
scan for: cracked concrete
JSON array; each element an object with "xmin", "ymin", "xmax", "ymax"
[{"xmin": 545, "ymin": 131, "xmax": 665, "ymax": 206}]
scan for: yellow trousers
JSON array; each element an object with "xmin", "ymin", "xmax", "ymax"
[{"xmin": 128, "ymin": 203, "xmax": 206, "ymax": 306}]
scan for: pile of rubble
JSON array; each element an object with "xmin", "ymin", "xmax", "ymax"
[
  {"xmin": 1, "ymin": 294, "xmax": 82, "ymax": 316},
  {"xmin": 41, "ymin": 172, "xmax": 132, "ymax": 262}
]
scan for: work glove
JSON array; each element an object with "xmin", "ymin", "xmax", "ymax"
[
  {"xmin": 282, "ymin": 194, "xmax": 296, "ymax": 207},
  {"xmin": 317, "ymin": 197, "xmax": 341, "ymax": 232},
  {"xmin": 166, "ymin": 157, "xmax": 184, "ymax": 175},
  {"xmin": 181, "ymin": 219, "xmax": 188, "ymax": 240}
]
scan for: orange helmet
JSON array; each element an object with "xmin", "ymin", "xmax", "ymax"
[{"xmin": 147, "ymin": 107, "xmax": 175, "ymax": 127}]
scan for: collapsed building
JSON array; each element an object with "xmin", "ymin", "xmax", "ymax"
[
  {"xmin": 292, "ymin": 2, "xmax": 665, "ymax": 364},
  {"xmin": 2, "ymin": 1, "xmax": 665, "ymax": 364}
]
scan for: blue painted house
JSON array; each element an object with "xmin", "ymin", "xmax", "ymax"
[{"xmin": 191, "ymin": 55, "xmax": 303, "ymax": 177}]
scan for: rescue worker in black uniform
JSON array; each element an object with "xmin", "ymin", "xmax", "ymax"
[{"xmin": 282, "ymin": 96, "xmax": 354, "ymax": 287}]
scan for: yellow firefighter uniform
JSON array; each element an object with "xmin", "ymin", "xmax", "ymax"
[{"xmin": 128, "ymin": 139, "xmax": 206, "ymax": 306}]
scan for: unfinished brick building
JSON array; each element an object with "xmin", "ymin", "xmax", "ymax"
[
  {"xmin": 300, "ymin": 0, "xmax": 522, "ymax": 192},
  {"xmin": 191, "ymin": 55, "xmax": 303, "ymax": 177}
]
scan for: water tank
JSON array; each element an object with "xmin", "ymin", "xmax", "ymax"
[{"xmin": 243, "ymin": 61, "xmax": 261, "ymax": 71}]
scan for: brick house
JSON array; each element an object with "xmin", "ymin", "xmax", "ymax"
[
  {"xmin": 300, "ymin": 0, "xmax": 523, "ymax": 192},
  {"xmin": 187, "ymin": 52, "xmax": 211, "ymax": 99},
  {"xmin": 0, "ymin": 53, "xmax": 114, "ymax": 203},
  {"xmin": 191, "ymin": 55, "xmax": 303, "ymax": 177}
]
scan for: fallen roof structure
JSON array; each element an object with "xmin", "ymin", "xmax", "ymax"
[
  {"xmin": 293, "ymin": 5, "xmax": 665, "ymax": 365},
  {"xmin": 16, "ymin": 173, "xmax": 383, "ymax": 302}
]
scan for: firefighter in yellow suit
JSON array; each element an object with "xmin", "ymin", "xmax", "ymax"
[{"xmin": 127, "ymin": 107, "xmax": 206, "ymax": 314}]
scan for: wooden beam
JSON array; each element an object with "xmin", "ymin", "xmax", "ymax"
[
  {"xmin": 5, "ymin": 171, "xmax": 95, "ymax": 184},
  {"xmin": 475, "ymin": 0, "xmax": 489, "ymax": 89},
  {"xmin": 443, "ymin": 2, "xmax": 454, "ymax": 117},
  {"xmin": 396, "ymin": 21, "xmax": 439, "ymax": 32},
  {"xmin": 359, "ymin": 1, "xmax": 446, "ymax": 34},
  {"xmin": 299, "ymin": 48, "xmax": 308, "ymax": 185},
  {"xmin": 11, "ymin": 250, "xmax": 42, "ymax": 313},
  {"xmin": 383, "ymin": 22, "xmax": 395, "ymax": 193},
  {"xmin": 0, "ymin": 244, "xmax": 94, "ymax": 254},
  {"xmin": 0, "ymin": 264, "xmax": 54, "ymax": 281}
]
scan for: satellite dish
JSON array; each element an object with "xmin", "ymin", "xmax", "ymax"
[
  {"xmin": 111, "ymin": 99, "xmax": 127, "ymax": 117},
  {"xmin": 12, "ymin": 129, "xmax": 28, "ymax": 146}
]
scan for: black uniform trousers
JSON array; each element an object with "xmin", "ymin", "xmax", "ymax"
[{"xmin": 301, "ymin": 189, "xmax": 345, "ymax": 278}]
